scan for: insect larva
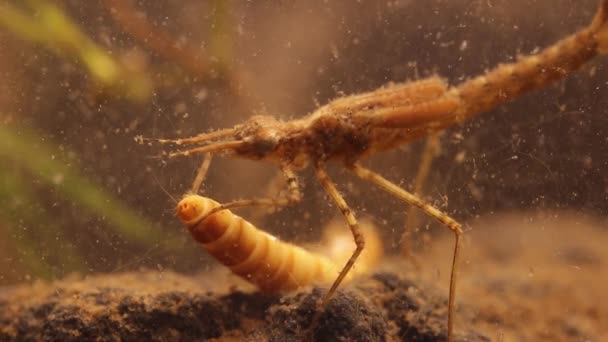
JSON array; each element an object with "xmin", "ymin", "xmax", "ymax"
[
  {"xmin": 177, "ymin": 194, "xmax": 382, "ymax": 293},
  {"xmin": 153, "ymin": 2, "xmax": 608, "ymax": 340}
]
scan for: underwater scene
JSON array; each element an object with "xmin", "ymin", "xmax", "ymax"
[{"xmin": 1, "ymin": 0, "xmax": 607, "ymax": 340}]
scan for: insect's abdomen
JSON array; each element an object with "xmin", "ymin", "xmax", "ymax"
[
  {"xmin": 176, "ymin": 195, "xmax": 341, "ymax": 293},
  {"xmin": 451, "ymin": 2, "xmax": 608, "ymax": 123}
]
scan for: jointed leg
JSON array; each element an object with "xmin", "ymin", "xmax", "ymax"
[
  {"xmin": 156, "ymin": 127, "xmax": 237, "ymax": 145},
  {"xmin": 248, "ymin": 170, "xmax": 295, "ymax": 222},
  {"xmin": 313, "ymin": 162, "xmax": 365, "ymax": 308},
  {"xmin": 403, "ymin": 133, "xmax": 442, "ymax": 257},
  {"xmin": 191, "ymin": 153, "xmax": 213, "ymax": 194},
  {"xmin": 351, "ymin": 163, "xmax": 462, "ymax": 342},
  {"xmin": 202, "ymin": 166, "xmax": 302, "ymax": 219},
  {"xmin": 168, "ymin": 140, "xmax": 243, "ymax": 158}
]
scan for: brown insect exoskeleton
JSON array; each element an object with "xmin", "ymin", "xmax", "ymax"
[
  {"xmin": 176, "ymin": 194, "xmax": 382, "ymax": 292},
  {"xmin": 151, "ymin": 2, "xmax": 608, "ymax": 340}
]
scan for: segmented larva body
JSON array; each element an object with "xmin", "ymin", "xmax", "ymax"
[{"xmin": 177, "ymin": 195, "xmax": 380, "ymax": 293}]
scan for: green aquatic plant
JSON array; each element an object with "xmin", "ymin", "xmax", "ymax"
[
  {"xmin": 0, "ymin": 124, "xmax": 183, "ymax": 279},
  {"xmin": 0, "ymin": 166, "xmax": 85, "ymax": 280},
  {"xmin": 0, "ymin": 0, "xmax": 242, "ymax": 282},
  {"xmin": 0, "ymin": 0, "xmax": 152, "ymax": 100},
  {"xmin": 208, "ymin": 0, "xmax": 234, "ymax": 72}
]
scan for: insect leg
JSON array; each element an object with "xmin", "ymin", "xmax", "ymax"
[
  {"xmin": 350, "ymin": 163, "xmax": 462, "ymax": 342},
  {"xmin": 156, "ymin": 127, "xmax": 237, "ymax": 145},
  {"xmin": 168, "ymin": 140, "xmax": 244, "ymax": 158},
  {"xmin": 248, "ymin": 170, "xmax": 293, "ymax": 223},
  {"xmin": 201, "ymin": 166, "xmax": 302, "ymax": 219},
  {"xmin": 402, "ymin": 133, "xmax": 442, "ymax": 259},
  {"xmin": 313, "ymin": 162, "xmax": 365, "ymax": 308},
  {"xmin": 190, "ymin": 153, "xmax": 213, "ymax": 194}
]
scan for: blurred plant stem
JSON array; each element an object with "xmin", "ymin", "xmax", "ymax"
[
  {"xmin": 103, "ymin": 0, "xmax": 258, "ymax": 116},
  {"xmin": 209, "ymin": 0, "xmax": 233, "ymax": 72},
  {"xmin": 0, "ymin": 167, "xmax": 85, "ymax": 280},
  {"xmin": 0, "ymin": 124, "xmax": 183, "ymax": 258},
  {"xmin": 0, "ymin": 0, "xmax": 152, "ymax": 101},
  {"xmin": 103, "ymin": 0, "xmax": 212, "ymax": 78}
]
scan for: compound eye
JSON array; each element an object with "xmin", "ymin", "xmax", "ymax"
[
  {"xmin": 239, "ymin": 133, "xmax": 278, "ymax": 158},
  {"xmin": 256, "ymin": 135, "xmax": 278, "ymax": 153}
]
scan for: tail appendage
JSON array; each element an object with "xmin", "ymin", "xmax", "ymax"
[
  {"xmin": 450, "ymin": 0, "xmax": 608, "ymax": 124},
  {"xmin": 593, "ymin": 0, "xmax": 608, "ymax": 53}
]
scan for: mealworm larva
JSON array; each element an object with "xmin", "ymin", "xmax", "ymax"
[
  {"xmin": 177, "ymin": 194, "xmax": 382, "ymax": 293},
  {"xmin": 152, "ymin": 2, "xmax": 608, "ymax": 340}
]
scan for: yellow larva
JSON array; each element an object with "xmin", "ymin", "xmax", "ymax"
[{"xmin": 176, "ymin": 194, "xmax": 382, "ymax": 293}]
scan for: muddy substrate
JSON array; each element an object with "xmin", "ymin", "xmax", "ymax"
[
  {"xmin": 1, "ymin": 211, "xmax": 607, "ymax": 341},
  {"xmin": 0, "ymin": 269, "xmax": 488, "ymax": 341}
]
